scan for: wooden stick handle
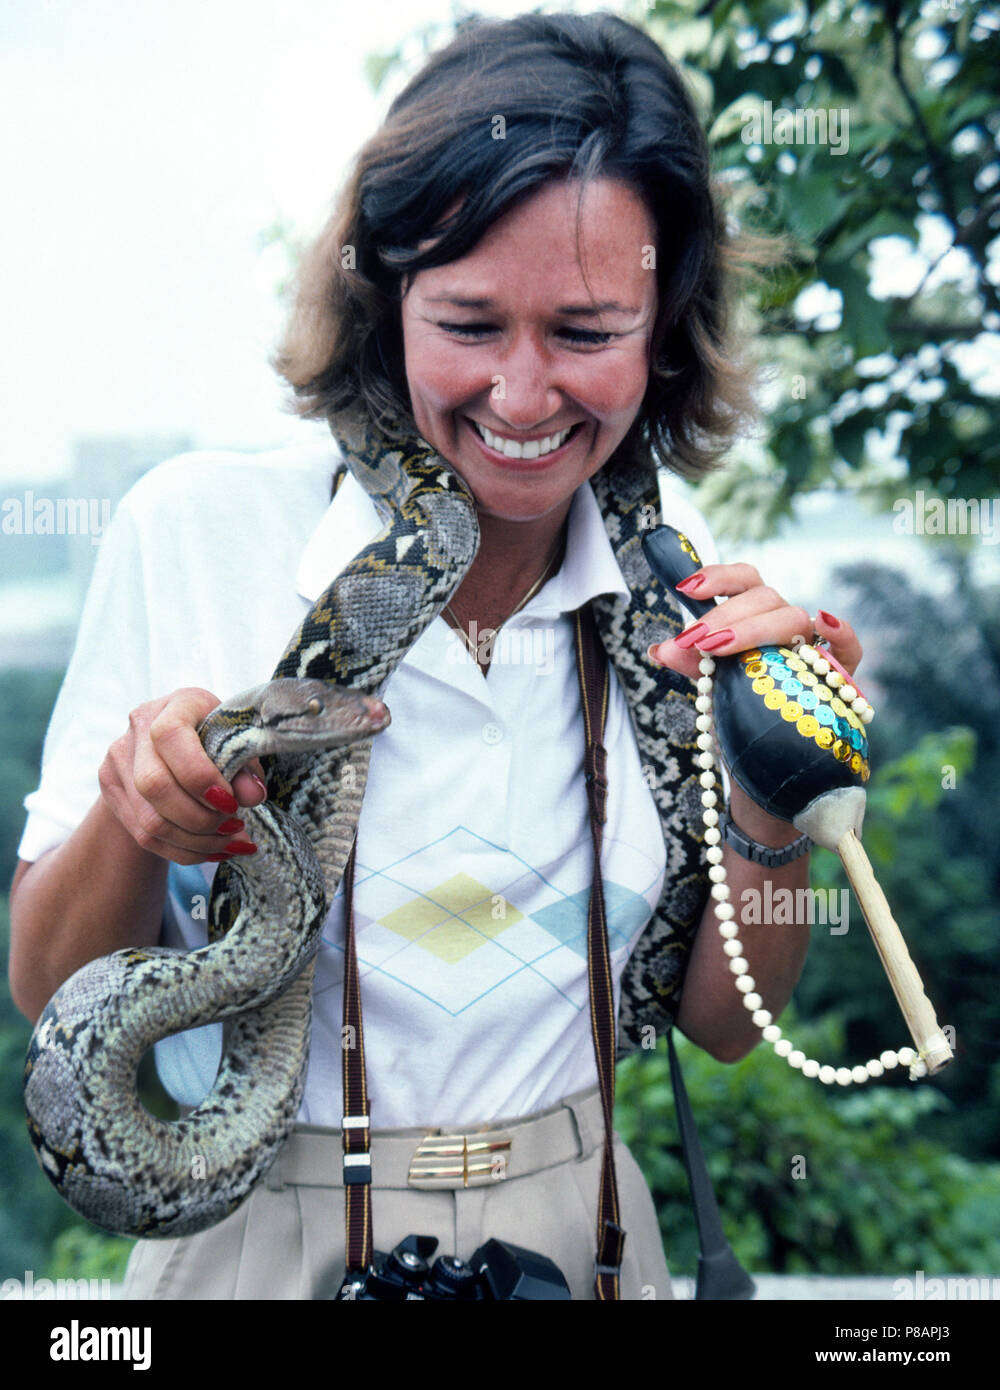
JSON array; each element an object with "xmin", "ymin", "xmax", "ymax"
[{"xmin": 837, "ymin": 830, "xmax": 953, "ymax": 1074}]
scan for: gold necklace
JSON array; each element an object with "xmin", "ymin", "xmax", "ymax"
[{"xmin": 443, "ymin": 538, "xmax": 564, "ymax": 669}]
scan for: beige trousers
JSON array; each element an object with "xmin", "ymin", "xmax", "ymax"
[{"xmin": 122, "ymin": 1085, "xmax": 673, "ymax": 1301}]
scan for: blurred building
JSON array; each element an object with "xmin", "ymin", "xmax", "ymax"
[{"xmin": 0, "ymin": 435, "xmax": 192, "ymax": 669}]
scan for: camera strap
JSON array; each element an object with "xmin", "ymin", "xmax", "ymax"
[{"xmin": 574, "ymin": 600, "xmax": 626, "ymax": 1300}]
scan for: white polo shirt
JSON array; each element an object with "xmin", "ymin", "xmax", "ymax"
[{"xmin": 19, "ymin": 440, "xmax": 717, "ymax": 1130}]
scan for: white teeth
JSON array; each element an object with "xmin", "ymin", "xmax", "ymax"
[{"xmin": 474, "ymin": 421, "xmax": 574, "ymax": 459}]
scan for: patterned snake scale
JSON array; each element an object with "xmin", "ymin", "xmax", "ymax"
[{"xmin": 23, "ymin": 402, "xmax": 710, "ymax": 1238}]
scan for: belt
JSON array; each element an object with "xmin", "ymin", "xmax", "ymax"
[{"xmin": 263, "ymin": 1084, "xmax": 605, "ymax": 1192}]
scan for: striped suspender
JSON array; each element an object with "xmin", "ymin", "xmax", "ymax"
[{"xmin": 574, "ymin": 601, "xmax": 625, "ymax": 1301}]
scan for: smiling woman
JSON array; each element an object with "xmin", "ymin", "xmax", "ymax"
[{"xmin": 12, "ymin": 10, "xmax": 864, "ymax": 1303}]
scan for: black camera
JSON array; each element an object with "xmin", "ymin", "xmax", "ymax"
[{"xmin": 335, "ymin": 1233, "xmax": 572, "ymax": 1300}]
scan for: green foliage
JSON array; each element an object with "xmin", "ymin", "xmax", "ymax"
[
  {"xmin": 635, "ymin": 0, "xmax": 1000, "ymax": 538},
  {"xmin": 47, "ymin": 1226, "xmax": 133, "ymax": 1284},
  {"xmin": 615, "ymin": 1026, "xmax": 1000, "ymax": 1277},
  {"xmin": 0, "ymin": 893, "xmax": 141, "ymax": 1282},
  {"xmin": 0, "ymin": 668, "xmax": 64, "ymax": 886}
]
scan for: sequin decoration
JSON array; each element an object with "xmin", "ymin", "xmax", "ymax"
[
  {"xmin": 677, "ymin": 532, "xmax": 703, "ymax": 566},
  {"xmin": 742, "ymin": 644, "xmax": 869, "ymax": 776}
]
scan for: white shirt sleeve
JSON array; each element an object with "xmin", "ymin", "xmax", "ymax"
[{"xmin": 17, "ymin": 492, "xmax": 156, "ymax": 863}]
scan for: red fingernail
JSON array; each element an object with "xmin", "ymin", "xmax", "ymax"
[
  {"xmin": 676, "ymin": 573, "xmax": 705, "ymax": 593},
  {"xmin": 205, "ymin": 786, "xmax": 239, "ymax": 813},
  {"xmin": 698, "ymin": 628, "xmax": 735, "ymax": 651},
  {"xmin": 223, "ymin": 841, "xmax": 257, "ymax": 855},
  {"xmin": 216, "ymin": 818, "xmax": 244, "ymax": 835},
  {"xmin": 675, "ymin": 622, "xmax": 709, "ymax": 650},
  {"xmin": 818, "ymin": 611, "xmax": 841, "ymax": 629}
]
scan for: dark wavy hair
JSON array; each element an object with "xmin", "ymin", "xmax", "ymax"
[{"xmin": 274, "ymin": 10, "xmax": 776, "ymax": 479}]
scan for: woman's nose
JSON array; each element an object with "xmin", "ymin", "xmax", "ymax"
[{"xmin": 486, "ymin": 331, "xmax": 564, "ymax": 427}]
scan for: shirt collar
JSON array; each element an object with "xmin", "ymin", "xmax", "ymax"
[{"xmin": 296, "ymin": 468, "xmax": 630, "ymax": 615}]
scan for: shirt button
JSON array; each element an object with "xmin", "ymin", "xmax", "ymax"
[{"xmin": 481, "ymin": 722, "xmax": 504, "ymax": 745}]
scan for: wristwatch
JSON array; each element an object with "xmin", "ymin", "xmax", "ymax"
[{"xmin": 717, "ymin": 808, "xmax": 812, "ymax": 868}]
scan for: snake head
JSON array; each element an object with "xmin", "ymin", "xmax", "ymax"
[{"xmin": 256, "ymin": 679, "xmax": 390, "ymax": 749}]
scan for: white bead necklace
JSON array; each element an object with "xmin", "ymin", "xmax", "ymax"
[{"xmin": 695, "ymin": 645, "xmax": 929, "ymax": 1085}]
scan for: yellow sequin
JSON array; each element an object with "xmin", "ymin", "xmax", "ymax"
[
  {"xmin": 861, "ymin": 762, "xmax": 870, "ymax": 782},
  {"xmin": 831, "ymin": 697, "xmax": 849, "ymax": 719},
  {"xmin": 742, "ymin": 650, "xmax": 763, "ymax": 665},
  {"xmin": 745, "ymin": 661, "xmax": 767, "ymax": 678},
  {"xmin": 797, "ymin": 715, "xmax": 819, "ymax": 738},
  {"xmin": 814, "ymin": 684, "xmax": 833, "ymax": 702},
  {"xmin": 798, "ymin": 671, "xmax": 818, "ymax": 687},
  {"xmin": 781, "ymin": 701, "xmax": 804, "ymax": 721},
  {"xmin": 833, "ymin": 739, "xmax": 851, "ymax": 761},
  {"xmin": 764, "ymin": 690, "xmax": 787, "ymax": 710},
  {"xmin": 816, "ymin": 728, "xmax": 834, "ymax": 749},
  {"xmin": 752, "ymin": 676, "xmax": 775, "ymax": 694},
  {"xmin": 850, "ymin": 752, "xmax": 863, "ymax": 774}
]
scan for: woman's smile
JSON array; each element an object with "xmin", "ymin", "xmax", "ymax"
[{"xmin": 464, "ymin": 416, "xmax": 585, "ymax": 467}]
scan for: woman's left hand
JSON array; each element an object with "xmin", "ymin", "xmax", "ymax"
[{"xmin": 646, "ymin": 563, "xmax": 863, "ymax": 682}]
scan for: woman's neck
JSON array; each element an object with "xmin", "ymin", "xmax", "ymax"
[{"xmin": 451, "ymin": 502, "xmax": 570, "ymax": 622}]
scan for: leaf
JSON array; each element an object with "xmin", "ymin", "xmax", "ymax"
[{"xmin": 781, "ymin": 174, "xmax": 849, "ymax": 243}]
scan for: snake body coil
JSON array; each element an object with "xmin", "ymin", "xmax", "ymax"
[{"xmin": 24, "ymin": 680, "xmax": 389, "ymax": 1237}]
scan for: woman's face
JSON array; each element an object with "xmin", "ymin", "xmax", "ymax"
[{"xmin": 399, "ymin": 177, "xmax": 659, "ymax": 525}]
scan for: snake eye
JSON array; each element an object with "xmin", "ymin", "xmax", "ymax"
[{"xmin": 306, "ymin": 698, "xmax": 322, "ymax": 716}]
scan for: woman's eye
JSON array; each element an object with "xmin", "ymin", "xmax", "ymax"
[
  {"xmin": 438, "ymin": 322, "xmax": 615, "ymax": 346},
  {"xmin": 438, "ymin": 322, "xmax": 493, "ymax": 339},
  {"xmin": 561, "ymin": 328, "xmax": 615, "ymax": 345}
]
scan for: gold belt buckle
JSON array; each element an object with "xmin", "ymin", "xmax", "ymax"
[{"xmin": 408, "ymin": 1129, "xmax": 513, "ymax": 1189}]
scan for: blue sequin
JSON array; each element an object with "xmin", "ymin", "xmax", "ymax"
[
  {"xmin": 780, "ymin": 679, "xmax": 804, "ymax": 696},
  {"xmin": 798, "ymin": 691, "xmax": 819, "ymax": 710},
  {"xmin": 815, "ymin": 705, "xmax": 836, "ymax": 726}
]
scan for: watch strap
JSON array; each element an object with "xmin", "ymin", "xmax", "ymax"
[{"xmin": 718, "ymin": 809, "xmax": 811, "ymax": 868}]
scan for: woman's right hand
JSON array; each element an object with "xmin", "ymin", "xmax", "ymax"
[{"xmin": 98, "ymin": 688, "xmax": 268, "ymax": 866}]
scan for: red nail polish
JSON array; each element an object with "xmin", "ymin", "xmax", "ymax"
[
  {"xmin": 675, "ymin": 622, "xmax": 709, "ymax": 650},
  {"xmin": 216, "ymin": 818, "xmax": 244, "ymax": 835},
  {"xmin": 698, "ymin": 628, "xmax": 735, "ymax": 651},
  {"xmin": 676, "ymin": 573, "xmax": 705, "ymax": 593},
  {"xmin": 818, "ymin": 610, "xmax": 841, "ymax": 629},
  {"xmin": 223, "ymin": 841, "xmax": 257, "ymax": 855},
  {"xmin": 205, "ymin": 786, "xmax": 239, "ymax": 814}
]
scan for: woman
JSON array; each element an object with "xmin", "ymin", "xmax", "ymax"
[{"xmin": 10, "ymin": 12, "xmax": 861, "ymax": 1299}]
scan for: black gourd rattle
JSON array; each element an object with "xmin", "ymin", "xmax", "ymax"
[{"xmin": 644, "ymin": 524, "xmax": 953, "ymax": 1083}]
